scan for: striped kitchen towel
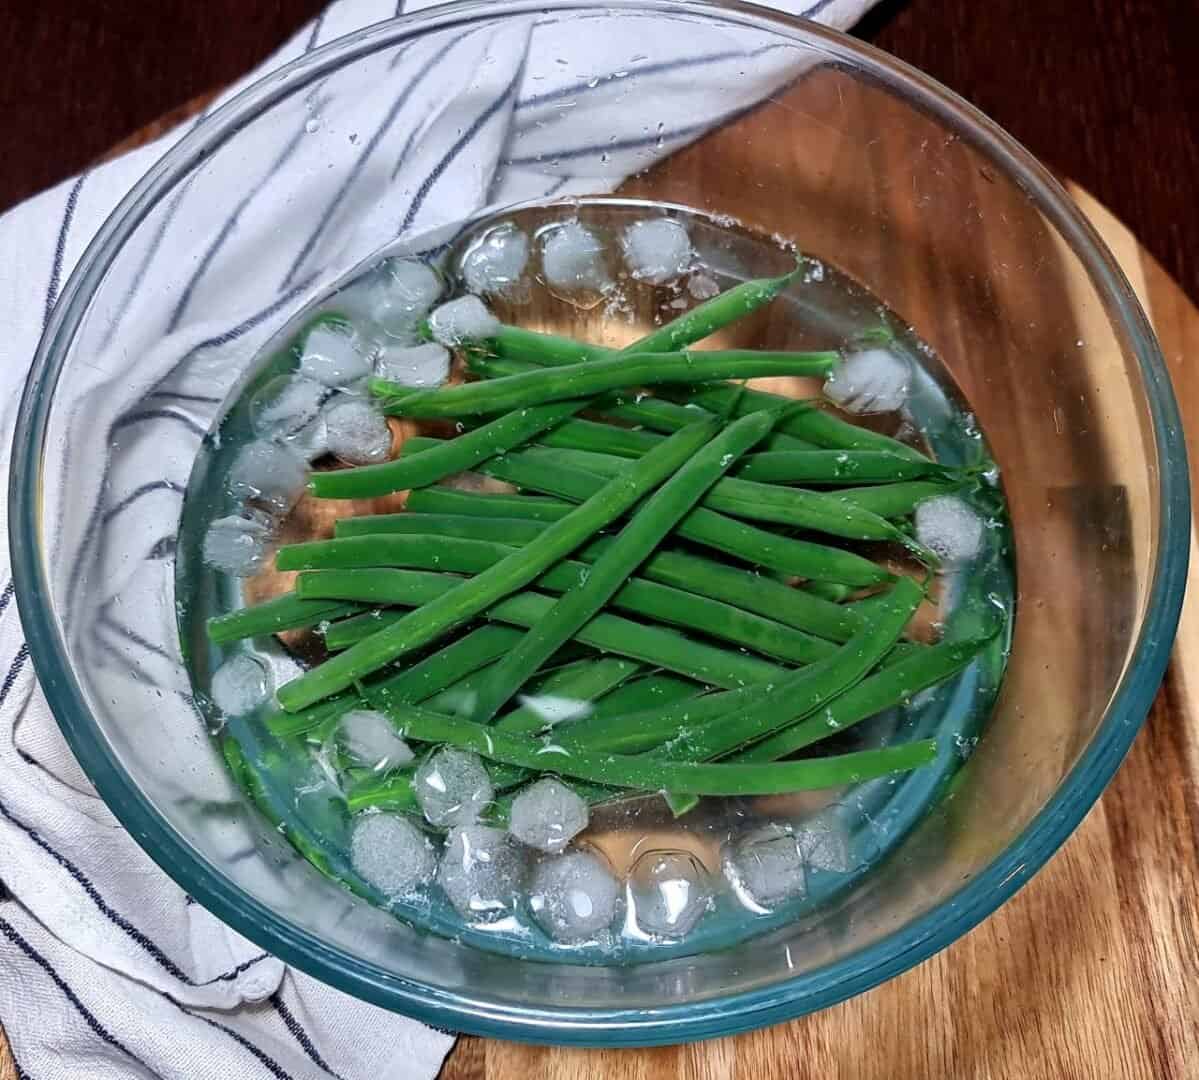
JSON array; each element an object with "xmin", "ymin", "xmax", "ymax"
[{"xmin": 0, "ymin": 1, "xmax": 874, "ymax": 1077}]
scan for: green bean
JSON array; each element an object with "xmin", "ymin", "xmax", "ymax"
[
  {"xmin": 466, "ymin": 661, "xmax": 653, "ymax": 791},
  {"xmin": 486, "ymin": 673, "xmax": 703, "ymax": 791},
  {"xmin": 302, "ymin": 571, "xmax": 788, "ymax": 688},
  {"xmin": 468, "ymin": 353, "xmax": 816, "ymax": 451},
  {"xmin": 733, "ymin": 630, "xmax": 996, "ymax": 763},
  {"xmin": 586, "ymin": 674, "xmax": 700, "ymax": 721},
  {"xmin": 803, "ymin": 581, "xmax": 855, "ymax": 603},
  {"xmin": 281, "ymin": 534, "xmax": 837, "ymax": 664},
  {"xmin": 321, "ymin": 610, "xmax": 390, "ymax": 649},
  {"xmin": 469, "ymin": 408, "xmax": 779, "ymax": 721},
  {"xmin": 627, "ymin": 261, "xmax": 804, "ymax": 353},
  {"xmin": 275, "ymin": 418, "xmax": 719, "ymax": 711},
  {"xmin": 266, "ymin": 692, "xmax": 360, "ymax": 739},
  {"xmin": 603, "ymin": 543, "xmax": 863, "ymax": 642},
  {"xmin": 657, "ymin": 576, "xmax": 923, "ymax": 813},
  {"xmin": 377, "ymin": 701, "xmax": 937, "ymax": 795},
  {"xmin": 537, "ymin": 418, "xmax": 949, "ymax": 485},
  {"xmin": 399, "ymin": 490, "xmax": 867, "ymax": 640},
  {"xmin": 492, "ymin": 657, "xmax": 640, "ymax": 734},
  {"xmin": 731, "ymin": 449, "xmax": 949, "ymax": 485},
  {"xmin": 490, "ymin": 324, "xmax": 611, "ymax": 365},
  {"xmin": 420, "ymin": 666, "xmax": 493, "ymax": 717},
  {"xmin": 372, "ymin": 624, "xmax": 524, "ymax": 705},
  {"xmin": 308, "ymin": 398, "xmax": 590, "ymax": 499},
  {"xmin": 404, "ymin": 488, "xmax": 572, "ymax": 522},
  {"xmin": 335, "ymin": 512, "xmax": 550, "ymax": 545},
  {"xmin": 569, "ymin": 690, "xmax": 746, "ymax": 757},
  {"xmin": 345, "ymin": 767, "xmax": 419, "ymax": 814},
  {"xmin": 264, "ymin": 624, "xmax": 526, "ymax": 739},
  {"xmin": 346, "ymin": 654, "xmax": 635, "ymax": 807},
  {"xmin": 828, "ymin": 480, "xmax": 965, "ymax": 518},
  {"xmin": 403, "ymin": 441, "xmax": 892, "ymax": 586},
  {"xmin": 406, "ymin": 435, "xmax": 916, "ymax": 551},
  {"xmin": 562, "ymin": 638, "xmax": 912, "ymax": 766},
  {"xmin": 683, "ymin": 385, "xmax": 929, "ymax": 461},
  {"xmin": 658, "ymin": 578, "xmax": 920, "ymax": 760},
  {"xmin": 538, "ymin": 417, "xmax": 663, "ymax": 458},
  {"xmin": 207, "ymin": 593, "xmax": 363, "ymax": 645},
  {"xmin": 374, "ymin": 350, "xmax": 839, "ymax": 418}
]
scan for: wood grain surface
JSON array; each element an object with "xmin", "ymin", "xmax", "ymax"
[{"xmin": 3, "ymin": 6, "xmax": 1199, "ymax": 1080}]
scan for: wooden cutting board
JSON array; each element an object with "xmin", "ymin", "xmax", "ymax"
[{"xmin": 4, "ymin": 96, "xmax": 1198, "ymax": 1080}]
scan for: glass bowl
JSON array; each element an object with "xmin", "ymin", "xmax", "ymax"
[{"xmin": 10, "ymin": 0, "xmax": 1188, "ymax": 1045}]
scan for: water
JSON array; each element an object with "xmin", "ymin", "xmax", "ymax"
[{"xmin": 176, "ymin": 197, "xmax": 1015, "ymax": 965}]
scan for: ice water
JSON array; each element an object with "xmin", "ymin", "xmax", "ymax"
[{"xmin": 176, "ymin": 197, "xmax": 1014, "ymax": 964}]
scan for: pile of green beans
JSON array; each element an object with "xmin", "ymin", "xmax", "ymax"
[{"xmin": 209, "ymin": 258, "xmax": 1000, "ymax": 831}]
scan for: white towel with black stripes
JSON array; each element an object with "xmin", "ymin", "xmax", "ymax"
[{"xmin": 0, "ymin": 0, "xmax": 874, "ymax": 1076}]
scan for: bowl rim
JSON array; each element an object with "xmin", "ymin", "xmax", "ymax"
[{"xmin": 9, "ymin": 0, "xmax": 1190, "ymax": 1046}]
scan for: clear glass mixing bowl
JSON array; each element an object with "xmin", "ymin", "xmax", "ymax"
[{"xmin": 9, "ymin": 0, "xmax": 1188, "ymax": 1045}]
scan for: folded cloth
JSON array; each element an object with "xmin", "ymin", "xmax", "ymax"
[{"xmin": 0, "ymin": 0, "xmax": 874, "ymax": 1076}]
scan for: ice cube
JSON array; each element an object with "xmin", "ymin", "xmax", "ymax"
[
  {"xmin": 299, "ymin": 323, "xmax": 373, "ymax": 386},
  {"xmin": 350, "ymin": 812, "xmax": 436, "ymax": 898},
  {"xmin": 461, "ymin": 223, "xmax": 530, "ymax": 296},
  {"xmin": 528, "ymin": 849, "xmax": 620, "ymax": 943},
  {"xmin": 426, "ymin": 295, "xmax": 500, "ymax": 346},
  {"xmin": 508, "ymin": 778, "xmax": 589, "ymax": 854},
  {"xmin": 626, "ymin": 849, "xmax": 710, "ymax": 938},
  {"xmin": 287, "ymin": 412, "xmax": 331, "ymax": 463},
  {"xmin": 413, "ymin": 748, "xmax": 494, "ymax": 827},
  {"xmin": 374, "ymin": 342, "xmax": 451, "ymax": 388},
  {"xmin": 337, "ymin": 709, "xmax": 414, "ymax": 771},
  {"xmin": 210, "ymin": 654, "xmax": 272, "ymax": 717},
  {"xmin": 722, "ymin": 823, "xmax": 806, "ymax": 912},
  {"xmin": 227, "ymin": 440, "xmax": 308, "ymax": 513},
  {"xmin": 621, "ymin": 218, "xmax": 693, "ymax": 284},
  {"xmin": 915, "ymin": 495, "xmax": 984, "ymax": 563},
  {"xmin": 436, "ymin": 824, "xmax": 526, "ymax": 921},
  {"xmin": 250, "ymin": 376, "xmax": 327, "ymax": 437},
  {"xmin": 323, "ymin": 399, "xmax": 392, "ymax": 466},
  {"xmin": 202, "ymin": 512, "xmax": 272, "ymax": 577},
  {"xmin": 823, "ymin": 348, "xmax": 911, "ymax": 414},
  {"xmin": 540, "ymin": 222, "xmax": 610, "ymax": 293},
  {"xmin": 378, "ymin": 258, "xmax": 443, "ymax": 331},
  {"xmin": 795, "ymin": 810, "xmax": 854, "ymax": 873}
]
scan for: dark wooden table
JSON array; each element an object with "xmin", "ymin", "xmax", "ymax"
[
  {"xmin": 3, "ymin": 3, "xmax": 1199, "ymax": 1079},
  {"xmin": 3, "ymin": 0, "xmax": 1197, "ymax": 306}
]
